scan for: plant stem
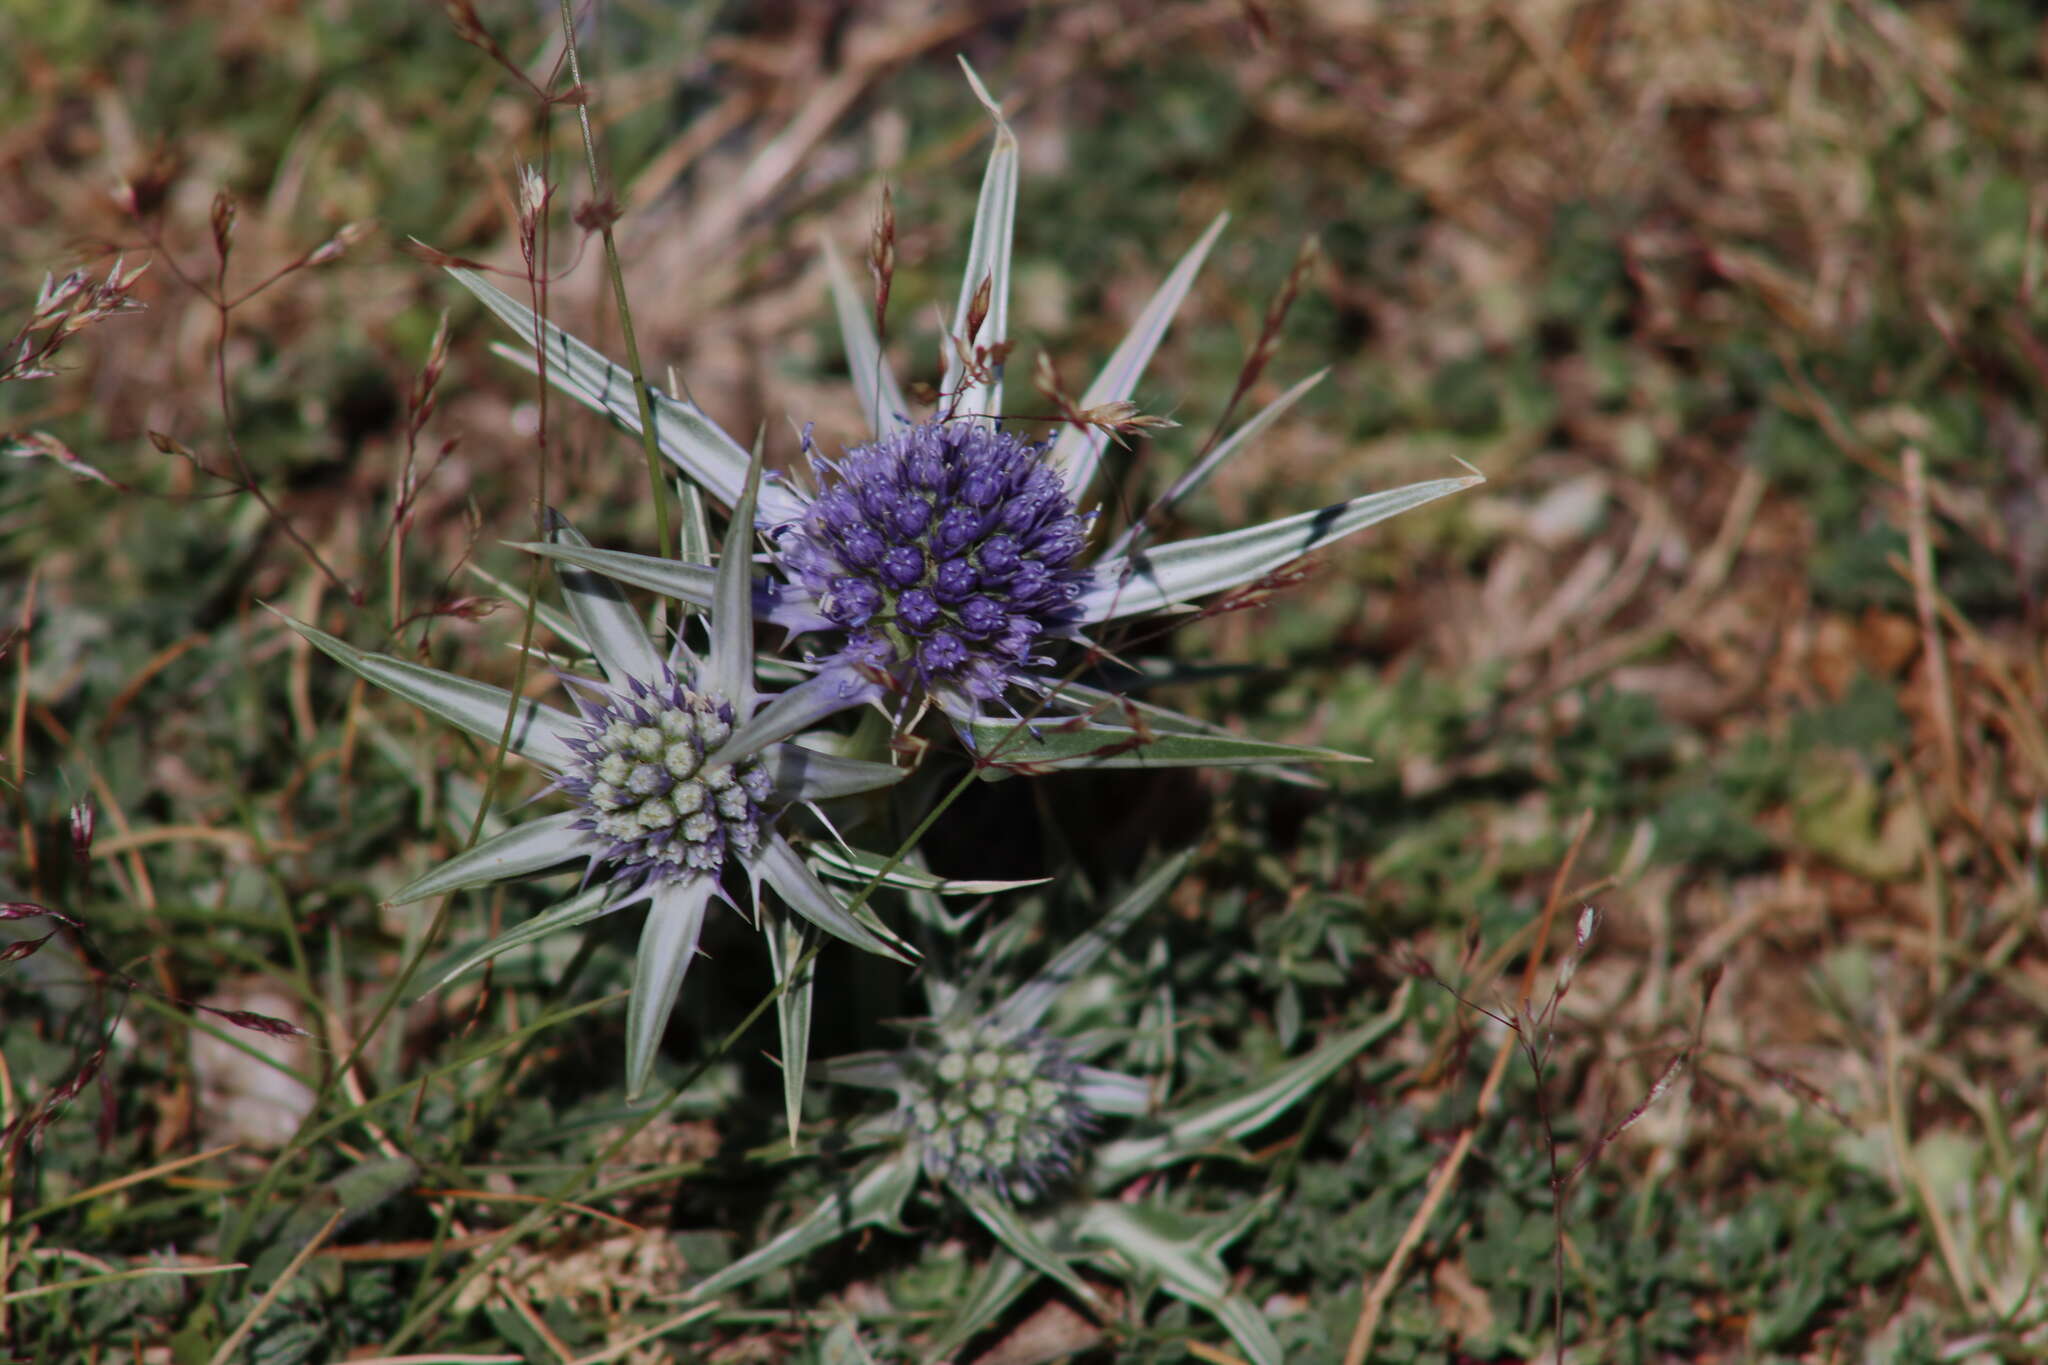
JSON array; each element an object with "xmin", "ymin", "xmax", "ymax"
[{"xmin": 555, "ymin": 0, "xmax": 672, "ymax": 556}]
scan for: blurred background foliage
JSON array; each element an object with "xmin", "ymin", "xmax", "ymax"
[{"xmin": 2, "ymin": 1, "xmax": 2044, "ymax": 1361}]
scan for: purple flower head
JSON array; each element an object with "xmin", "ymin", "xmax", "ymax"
[
  {"xmin": 772, "ymin": 421, "xmax": 1091, "ymax": 706},
  {"xmin": 556, "ymin": 664, "xmax": 774, "ymax": 893}
]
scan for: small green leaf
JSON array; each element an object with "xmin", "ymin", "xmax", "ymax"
[
  {"xmin": 921, "ymin": 1251, "xmax": 1035, "ymax": 1365},
  {"xmin": 762, "ymin": 743, "xmax": 909, "ymax": 802},
  {"xmin": 711, "ymin": 671, "xmax": 870, "ymax": 770},
  {"xmin": 991, "ymin": 851, "xmax": 1189, "ymax": 1034},
  {"xmin": 1107, "ymin": 367, "xmax": 1327, "ymax": 558},
  {"xmin": 1095, "ymin": 991, "xmax": 1406, "ymax": 1183},
  {"xmin": 464, "ymin": 561, "xmax": 588, "ymax": 654},
  {"xmin": 1076, "ymin": 1198, "xmax": 1284, "ymax": 1365},
  {"xmin": 708, "ymin": 444, "xmax": 764, "ymax": 711},
  {"xmin": 1074, "ymin": 1066, "xmax": 1155, "ymax": 1116}
]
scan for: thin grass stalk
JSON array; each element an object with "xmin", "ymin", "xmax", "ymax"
[{"xmin": 556, "ymin": 0, "xmax": 671, "ymax": 555}]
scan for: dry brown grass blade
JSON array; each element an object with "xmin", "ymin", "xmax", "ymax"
[
  {"xmin": 1185, "ymin": 1340, "xmax": 1252, "ymax": 1365},
  {"xmin": 1901, "ymin": 448, "xmax": 1962, "ymax": 804},
  {"xmin": 7, "ymin": 1144, "xmax": 237, "ymax": 1229}
]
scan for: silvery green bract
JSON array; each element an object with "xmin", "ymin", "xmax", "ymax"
[
  {"xmin": 452, "ymin": 62, "xmax": 1479, "ymax": 773},
  {"xmin": 669, "ymin": 853, "xmax": 1406, "ymax": 1365},
  {"xmin": 273, "ymin": 466, "xmax": 913, "ymax": 1102}
]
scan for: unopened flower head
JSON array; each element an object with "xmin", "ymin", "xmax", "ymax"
[
  {"xmin": 557, "ymin": 666, "xmax": 772, "ymax": 890},
  {"xmin": 905, "ymin": 1019, "xmax": 1091, "ymax": 1201},
  {"xmin": 774, "ymin": 422, "xmax": 1090, "ymax": 704}
]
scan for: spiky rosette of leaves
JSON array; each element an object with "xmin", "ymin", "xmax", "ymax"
[
  {"xmin": 458, "ymin": 62, "xmax": 1481, "ymax": 771},
  {"xmin": 273, "ymin": 468, "xmax": 915, "ymax": 1099},
  {"xmin": 672, "ymin": 853, "xmax": 1406, "ymax": 1365}
]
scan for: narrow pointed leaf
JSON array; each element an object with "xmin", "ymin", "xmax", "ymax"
[
  {"xmin": 709, "ymin": 448, "xmax": 764, "ymax": 712},
  {"xmin": 389, "ymin": 812, "xmax": 586, "ymax": 904},
  {"xmin": 1205, "ymin": 1294, "xmax": 1288, "ymax": 1365},
  {"xmin": 685, "ymin": 1149, "xmax": 922, "ymax": 1301},
  {"xmin": 965, "ymin": 712, "xmax": 1367, "ymax": 775},
  {"xmin": 1094, "ymin": 995, "xmax": 1405, "ymax": 1183},
  {"xmin": 1076, "ymin": 1200, "xmax": 1284, "ymax": 1365},
  {"xmin": 754, "ymin": 833, "xmax": 915, "ymax": 963},
  {"xmin": 922, "ymin": 1252, "xmax": 1034, "ymax": 1365},
  {"xmin": 810, "ymin": 844, "xmax": 1045, "ymax": 897},
  {"xmin": 515, "ymin": 540, "xmax": 717, "ymax": 611},
  {"xmin": 1077, "ymin": 474, "xmax": 1482, "ymax": 623},
  {"xmin": 274, "ymin": 611, "xmax": 577, "ymax": 771},
  {"xmin": 956, "ymin": 1185, "xmax": 1101, "ymax": 1312},
  {"xmin": 763, "ymin": 901, "xmax": 816, "ymax": 1147},
  {"xmin": 450, "ymin": 267, "xmax": 809, "ymax": 520},
  {"xmin": 1107, "ymin": 367, "xmax": 1326, "ymax": 559},
  {"xmin": 546, "ymin": 513, "xmax": 662, "ymax": 686},
  {"xmin": 1077, "ymin": 1200, "xmax": 1230, "ymax": 1299},
  {"xmin": 420, "ymin": 883, "xmax": 622, "ymax": 995},
  {"xmin": 1075, "ymin": 1066, "xmax": 1154, "ymax": 1116},
  {"xmin": 762, "ymin": 742, "xmax": 908, "ymax": 802},
  {"xmin": 824, "ymin": 239, "xmax": 908, "ymax": 438},
  {"xmin": 676, "ymin": 479, "xmax": 712, "ymax": 566},
  {"xmin": 626, "ymin": 877, "xmax": 716, "ymax": 1098},
  {"xmin": 711, "ymin": 669, "xmax": 873, "ymax": 769},
  {"xmin": 1054, "ymin": 211, "xmax": 1229, "ymax": 504},
  {"xmin": 1053, "ymin": 680, "xmax": 1327, "ymax": 787},
  {"xmin": 945, "ymin": 60, "xmax": 1017, "ymax": 426},
  {"xmin": 992, "ymin": 851, "xmax": 1189, "ymax": 1034},
  {"xmin": 812, "ymin": 1050, "xmax": 912, "ymax": 1093}
]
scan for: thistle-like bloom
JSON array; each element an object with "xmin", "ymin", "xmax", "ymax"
[
  {"xmin": 559, "ymin": 669, "xmax": 770, "ymax": 887},
  {"xmin": 455, "ymin": 65, "xmax": 1481, "ymax": 755},
  {"xmin": 275, "ymin": 472, "xmax": 913, "ymax": 1096},
  {"xmin": 774, "ymin": 420, "xmax": 1092, "ymax": 708}
]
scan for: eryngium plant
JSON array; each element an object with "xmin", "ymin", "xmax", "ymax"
[
  {"xmin": 276, "ymin": 468, "xmax": 914, "ymax": 1097},
  {"xmin": 456, "ymin": 63, "xmax": 1481, "ymax": 767},
  {"xmin": 674, "ymin": 853, "xmax": 1404, "ymax": 1365}
]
